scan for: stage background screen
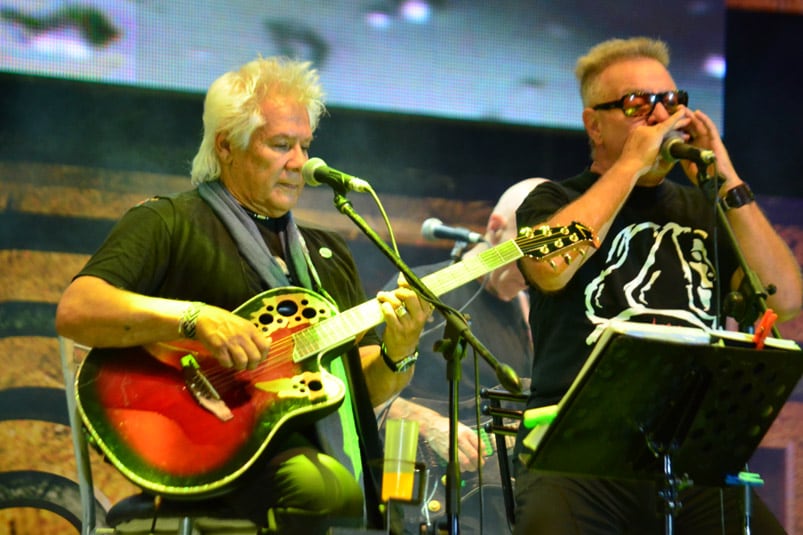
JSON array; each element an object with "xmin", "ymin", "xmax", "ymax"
[{"xmin": 0, "ymin": 0, "xmax": 726, "ymax": 129}]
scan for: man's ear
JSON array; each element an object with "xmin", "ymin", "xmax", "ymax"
[
  {"xmin": 582, "ymin": 108, "xmax": 602, "ymax": 147},
  {"xmin": 486, "ymin": 212, "xmax": 506, "ymax": 244},
  {"xmin": 215, "ymin": 133, "xmax": 232, "ymax": 163}
]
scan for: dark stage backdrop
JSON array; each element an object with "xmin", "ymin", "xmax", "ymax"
[{"xmin": 0, "ymin": 6, "xmax": 801, "ymax": 534}]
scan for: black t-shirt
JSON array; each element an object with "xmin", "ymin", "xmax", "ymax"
[
  {"xmin": 78, "ymin": 188, "xmax": 381, "ymax": 465},
  {"xmin": 516, "ymin": 170, "xmax": 737, "ymax": 408},
  {"xmin": 79, "ymin": 189, "xmax": 378, "ymax": 348}
]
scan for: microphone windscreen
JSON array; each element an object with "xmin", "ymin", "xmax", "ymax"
[
  {"xmin": 421, "ymin": 218, "xmax": 443, "ymax": 241},
  {"xmin": 301, "ymin": 157, "xmax": 327, "ymax": 186}
]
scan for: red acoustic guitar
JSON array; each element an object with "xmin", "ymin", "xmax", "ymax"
[{"xmin": 74, "ymin": 222, "xmax": 597, "ymax": 496}]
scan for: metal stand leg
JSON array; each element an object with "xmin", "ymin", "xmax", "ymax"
[
  {"xmin": 725, "ymin": 470, "xmax": 764, "ymax": 535},
  {"xmin": 744, "ymin": 486, "xmax": 752, "ymax": 535},
  {"xmin": 658, "ymin": 454, "xmax": 682, "ymax": 535},
  {"xmin": 178, "ymin": 516, "xmax": 194, "ymax": 535}
]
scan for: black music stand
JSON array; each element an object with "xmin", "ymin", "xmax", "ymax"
[{"xmin": 519, "ymin": 321, "xmax": 803, "ymax": 534}]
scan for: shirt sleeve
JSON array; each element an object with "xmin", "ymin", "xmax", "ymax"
[
  {"xmin": 77, "ymin": 200, "xmax": 172, "ymax": 294},
  {"xmin": 516, "ymin": 180, "xmax": 570, "ymax": 228}
]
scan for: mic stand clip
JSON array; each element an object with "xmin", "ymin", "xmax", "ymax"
[{"xmin": 449, "ymin": 239, "xmax": 469, "ymax": 263}]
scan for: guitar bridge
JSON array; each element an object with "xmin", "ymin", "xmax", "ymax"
[{"xmin": 181, "ymin": 354, "xmax": 234, "ymax": 422}]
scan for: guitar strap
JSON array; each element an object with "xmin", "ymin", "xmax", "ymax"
[
  {"xmin": 342, "ymin": 345, "xmax": 386, "ymax": 529},
  {"xmin": 198, "ymin": 180, "xmax": 365, "ymax": 485}
]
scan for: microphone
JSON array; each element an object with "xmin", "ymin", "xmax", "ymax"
[
  {"xmin": 660, "ymin": 132, "xmax": 716, "ymax": 165},
  {"xmin": 421, "ymin": 218, "xmax": 485, "ymax": 244},
  {"xmin": 301, "ymin": 157, "xmax": 372, "ymax": 193}
]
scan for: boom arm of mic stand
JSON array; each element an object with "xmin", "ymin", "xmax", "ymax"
[
  {"xmin": 329, "ymin": 192, "xmax": 523, "ymax": 394},
  {"xmin": 439, "ymin": 311, "xmax": 522, "ymax": 394}
]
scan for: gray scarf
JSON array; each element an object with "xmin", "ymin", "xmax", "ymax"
[{"xmin": 197, "ymin": 180, "xmax": 313, "ymax": 290}]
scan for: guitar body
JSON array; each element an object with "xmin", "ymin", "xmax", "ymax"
[{"xmin": 75, "ymin": 287, "xmax": 348, "ymax": 497}]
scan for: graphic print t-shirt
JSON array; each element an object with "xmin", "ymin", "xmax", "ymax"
[{"xmin": 516, "ymin": 170, "xmax": 737, "ymax": 407}]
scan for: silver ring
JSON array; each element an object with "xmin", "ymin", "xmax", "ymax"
[{"xmin": 395, "ymin": 305, "xmax": 408, "ymax": 319}]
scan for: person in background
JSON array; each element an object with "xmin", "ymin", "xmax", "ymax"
[
  {"xmin": 55, "ymin": 56, "xmax": 431, "ymax": 534},
  {"xmin": 513, "ymin": 36, "xmax": 802, "ymax": 534},
  {"xmin": 380, "ymin": 179, "xmax": 543, "ymax": 533}
]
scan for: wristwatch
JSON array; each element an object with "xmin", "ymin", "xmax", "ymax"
[
  {"xmin": 720, "ymin": 183, "xmax": 755, "ymax": 211},
  {"xmin": 381, "ymin": 343, "xmax": 419, "ymax": 373}
]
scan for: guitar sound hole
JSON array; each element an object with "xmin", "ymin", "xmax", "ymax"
[
  {"xmin": 258, "ymin": 313, "xmax": 273, "ymax": 325},
  {"xmin": 302, "ymin": 307, "xmax": 317, "ymax": 319},
  {"xmin": 276, "ymin": 300, "xmax": 299, "ymax": 317},
  {"xmin": 307, "ymin": 379, "xmax": 323, "ymax": 392}
]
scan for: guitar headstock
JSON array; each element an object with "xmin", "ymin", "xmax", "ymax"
[{"xmin": 516, "ymin": 222, "xmax": 599, "ymax": 267}]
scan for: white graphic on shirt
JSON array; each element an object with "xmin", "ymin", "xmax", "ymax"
[{"xmin": 585, "ymin": 221, "xmax": 718, "ymax": 343}]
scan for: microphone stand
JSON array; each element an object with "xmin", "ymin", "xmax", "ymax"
[
  {"xmin": 694, "ymin": 161, "xmax": 780, "ymax": 535},
  {"xmin": 325, "ymin": 188, "xmax": 521, "ymax": 535},
  {"xmin": 694, "ymin": 166, "xmax": 779, "ymax": 337}
]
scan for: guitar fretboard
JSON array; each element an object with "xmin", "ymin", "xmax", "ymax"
[{"xmin": 291, "ymin": 240, "xmax": 525, "ymax": 360}]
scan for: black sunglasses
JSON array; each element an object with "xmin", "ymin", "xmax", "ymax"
[{"xmin": 592, "ymin": 90, "xmax": 689, "ymax": 118}]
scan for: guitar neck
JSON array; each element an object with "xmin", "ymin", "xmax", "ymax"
[
  {"xmin": 420, "ymin": 239, "xmax": 524, "ymax": 296},
  {"xmin": 291, "ymin": 240, "xmax": 524, "ymax": 359},
  {"xmin": 291, "ymin": 222, "xmax": 596, "ymax": 360}
]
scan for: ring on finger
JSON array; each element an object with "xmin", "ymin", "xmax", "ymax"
[{"xmin": 395, "ymin": 305, "xmax": 408, "ymax": 319}]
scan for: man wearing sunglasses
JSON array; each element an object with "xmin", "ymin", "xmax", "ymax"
[{"xmin": 512, "ymin": 37, "xmax": 801, "ymax": 534}]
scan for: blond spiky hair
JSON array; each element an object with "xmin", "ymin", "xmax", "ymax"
[{"xmin": 191, "ymin": 57, "xmax": 326, "ymax": 184}]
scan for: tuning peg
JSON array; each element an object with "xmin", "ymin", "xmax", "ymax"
[
  {"xmin": 548, "ymin": 259, "xmax": 557, "ymax": 270},
  {"xmin": 563, "ymin": 253, "xmax": 572, "ymax": 265}
]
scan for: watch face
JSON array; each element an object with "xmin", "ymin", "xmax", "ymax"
[
  {"xmin": 395, "ymin": 356, "xmax": 418, "ymax": 372},
  {"xmin": 723, "ymin": 184, "xmax": 754, "ymax": 210},
  {"xmin": 382, "ymin": 346, "xmax": 419, "ymax": 373}
]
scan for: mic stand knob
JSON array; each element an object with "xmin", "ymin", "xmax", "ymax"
[{"xmin": 449, "ymin": 240, "xmax": 469, "ymax": 263}]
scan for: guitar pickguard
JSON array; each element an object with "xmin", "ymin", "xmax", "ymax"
[{"xmin": 240, "ymin": 287, "xmax": 336, "ymax": 335}]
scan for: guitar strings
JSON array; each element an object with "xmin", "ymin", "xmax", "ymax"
[{"xmin": 193, "ymin": 228, "xmax": 586, "ymax": 390}]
